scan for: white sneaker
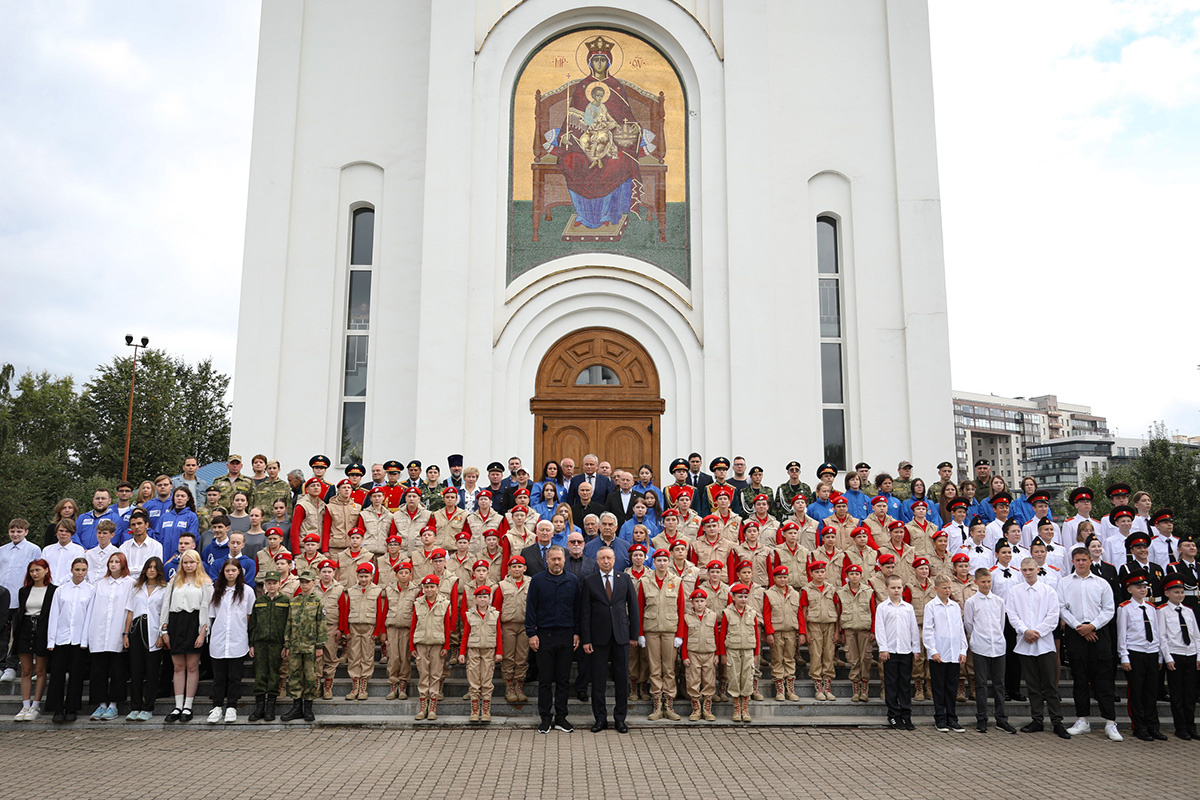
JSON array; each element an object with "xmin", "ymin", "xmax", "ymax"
[
  {"xmin": 224, "ymin": 707, "xmax": 237, "ymax": 723},
  {"xmin": 1066, "ymin": 718, "xmax": 1091, "ymax": 735},
  {"xmin": 13, "ymin": 707, "xmax": 29, "ymax": 721},
  {"xmin": 206, "ymin": 707, "xmax": 224, "ymax": 724},
  {"xmin": 26, "ymin": 707, "xmax": 39, "ymax": 722},
  {"xmin": 0, "ymin": 668, "xmax": 16, "ymax": 682},
  {"xmin": 1105, "ymin": 721, "xmax": 1123, "ymax": 742}
]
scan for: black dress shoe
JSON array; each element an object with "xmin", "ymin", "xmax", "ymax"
[
  {"xmin": 1020, "ymin": 721, "xmax": 1043, "ymax": 733},
  {"xmin": 1009, "ymin": 692, "xmax": 1027, "ymax": 702},
  {"xmin": 997, "ymin": 721, "xmax": 1018, "ymax": 734},
  {"xmin": 1052, "ymin": 723, "xmax": 1071, "ymax": 739},
  {"xmin": 903, "ymin": 718, "xmax": 915, "ymax": 731},
  {"xmin": 976, "ymin": 721, "xmax": 988, "ymax": 733},
  {"xmin": 1174, "ymin": 730, "xmax": 1192, "ymax": 740},
  {"xmin": 615, "ymin": 720, "xmax": 629, "ymax": 733},
  {"xmin": 1135, "ymin": 730, "xmax": 1155, "ymax": 741},
  {"xmin": 576, "ymin": 691, "xmax": 589, "ymax": 702},
  {"xmin": 1151, "ymin": 730, "xmax": 1168, "ymax": 741},
  {"xmin": 590, "ymin": 720, "xmax": 608, "ymax": 733},
  {"xmin": 64, "ymin": 712, "xmax": 76, "ymax": 722},
  {"xmin": 52, "ymin": 711, "xmax": 65, "ymax": 724}
]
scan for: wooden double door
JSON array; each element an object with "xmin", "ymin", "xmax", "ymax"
[{"xmin": 531, "ymin": 327, "xmax": 664, "ymax": 475}]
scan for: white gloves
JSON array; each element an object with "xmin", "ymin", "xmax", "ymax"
[
  {"xmin": 673, "ymin": 637, "xmax": 683, "ymax": 648},
  {"xmin": 638, "ymin": 636, "xmax": 647, "ymax": 648}
]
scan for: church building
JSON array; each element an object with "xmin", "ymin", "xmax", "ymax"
[{"xmin": 232, "ymin": 0, "xmax": 955, "ymax": 479}]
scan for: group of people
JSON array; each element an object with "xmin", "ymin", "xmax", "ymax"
[{"xmin": 0, "ymin": 450, "xmax": 1195, "ymax": 740}]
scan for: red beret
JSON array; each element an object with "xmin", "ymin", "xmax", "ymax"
[
  {"xmin": 473, "ymin": 586, "xmax": 492, "ymax": 596},
  {"xmin": 403, "ymin": 486, "xmax": 422, "ymax": 497},
  {"xmin": 355, "ymin": 562, "xmax": 374, "ymax": 573},
  {"xmin": 913, "ymin": 556, "xmax": 930, "ymax": 568},
  {"xmin": 477, "ymin": 489, "xmax": 492, "ymax": 499},
  {"xmin": 429, "ymin": 548, "xmax": 447, "ymax": 559},
  {"xmin": 930, "ymin": 529, "xmax": 948, "ymax": 539},
  {"xmin": 304, "ymin": 477, "xmax": 323, "ymax": 489},
  {"xmin": 302, "ymin": 533, "xmax": 321, "ymax": 544},
  {"xmin": 651, "ymin": 548, "xmax": 670, "ymax": 560},
  {"xmin": 910, "ymin": 500, "xmax": 927, "ymax": 510},
  {"xmin": 275, "ymin": 552, "xmax": 294, "ymax": 562},
  {"xmin": 514, "ymin": 487, "xmax": 531, "ymax": 498},
  {"xmin": 472, "ymin": 559, "xmax": 490, "ymax": 570},
  {"xmin": 832, "ymin": 493, "xmax": 847, "ymax": 505},
  {"xmin": 876, "ymin": 554, "xmax": 896, "ymax": 565},
  {"xmin": 337, "ymin": 479, "xmax": 353, "ymax": 488},
  {"xmin": 729, "ymin": 583, "xmax": 750, "ymax": 594},
  {"xmin": 742, "ymin": 519, "xmax": 760, "ymax": 530},
  {"xmin": 689, "ymin": 588, "xmax": 708, "ymax": 599},
  {"xmin": 482, "ymin": 528, "xmax": 500, "ymax": 538},
  {"xmin": 851, "ymin": 525, "xmax": 871, "ymax": 538},
  {"xmin": 705, "ymin": 559, "xmax": 725, "ymax": 570},
  {"xmin": 420, "ymin": 574, "xmax": 440, "ymax": 585},
  {"xmin": 845, "ymin": 564, "xmax": 862, "ymax": 574},
  {"xmin": 508, "ymin": 555, "xmax": 526, "ymax": 566},
  {"xmin": 951, "ymin": 553, "xmax": 970, "ymax": 563},
  {"xmin": 807, "ymin": 560, "xmax": 827, "ymax": 572},
  {"xmin": 660, "ymin": 509, "xmax": 678, "ymax": 519},
  {"xmin": 701, "ymin": 514, "xmax": 719, "ymax": 526},
  {"xmin": 318, "ymin": 559, "xmax": 338, "ymax": 571},
  {"xmin": 779, "ymin": 522, "xmax": 799, "ymax": 532},
  {"xmin": 773, "ymin": 566, "xmax": 789, "ymax": 577},
  {"xmin": 871, "ymin": 495, "xmax": 887, "ymax": 506},
  {"xmin": 396, "ymin": 561, "xmax": 413, "ymax": 572},
  {"xmin": 455, "ymin": 531, "xmax": 472, "ymax": 541},
  {"xmin": 888, "ymin": 520, "xmax": 906, "ymax": 531},
  {"xmin": 753, "ymin": 493, "xmax": 771, "ymax": 505},
  {"xmin": 386, "ymin": 536, "xmax": 403, "ymax": 546}
]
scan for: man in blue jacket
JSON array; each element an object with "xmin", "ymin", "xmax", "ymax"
[{"xmin": 526, "ymin": 545, "xmax": 580, "ymax": 734}]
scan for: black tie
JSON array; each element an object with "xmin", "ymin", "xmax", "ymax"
[
  {"xmin": 1002, "ymin": 569, "xmax": 1011, "ymax": 578},
  {"xmin": 541, "ymin": 546, "xmax": 547, "ymax": 562},
  {"xmin": 1142, "ymin": 606, "xmax": 1154, "ymax": 642},
  {"xmin": 1038, "ymin": 568, "xmax": 1046, "ymax": 576},
  {"xmin": 1169, "ymin": 540, "xmax": 1177, "ymax": 562},
  {"xmin": 1178, "ymin": 607, "xmax": 1192, "ymax": 646}
]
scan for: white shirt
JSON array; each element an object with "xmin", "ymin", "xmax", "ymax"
[
  {"xmin": 1117, "ymin": 598, "xmax": 1161, "ymax": 663},
  {"xmin": 983, "ymin": 518, "xmax": 1009, "ymax": 550},
  {"xmin": 1021, "ymin": 518, "xmax": 1063, "ymax": 549},
  {"xmin": 208, "ymin": 588, "xmax": 254, "ymax": 659},
  {"xmin": 1056, "ymin": 570, "xmax": 1115, "ymax": 631},
  {"xmin": 1033, "ymin": 562, "xmax": 1060, "ymax": 590},
  {"xmin": 1158, "ymin": 601, "xmax": 1198, "ymax": 661},
  {"xmin": 873, "ymin": 599, "xmax": 920, "ymax": 654},
  {"xmin": 1061, "ymin": 515, "xmax": 1100, "ymax": 548},
  {"xmin": 1149, "ymin": 534, "xmax": 1180, "ymax": 569},
  {"xmin": 923, "ymin": 596, "xmax": 967, "ymax": 661},
  {"xmin": 82, "ymin": 575, "xmax": 134, "ymax": 653},
  {"xmin": 988, "ymin": 563, "xmax": 1020, "ymax": 601},
  {"xmin": 964, "ymin": 591, "xmax": 1007, "ymax": 657},
  {"xmin": 46, "ymin": 579, "xmax": 95, "ymax": 646},
  {"xmin": 43, "ymin": 541, "xmax": 85, "ymax": 586},
  {"xmin": 1006, "ymin": 579, "xmax": 1060, "ymax": 656},
  {"xmin": 1103, "ymin": 534, "xmax": 1130, "ymax": 570},
  {"xmin": 85, "ymin": 543, "xmax": 121, "ymax": 583},
  {"xmin": 119, "ymin": 536, "xmax": 164, "ymax": 577},
  {"xmin": 959, "ymin": 541, "xmax": 994, "ymax": 573},
  {"xmin": 942, "ymin": 521, "xmax": 970, "ymax": 548},
  {"xmin": 126, "ymin": 583, "xmax": 167, "ymax": 652},
  {"xmin": 0, "ymin": 538, "xmax": 42, "ymax": 608}
]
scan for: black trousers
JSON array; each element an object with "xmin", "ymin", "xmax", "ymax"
[
  {"xmin": 929, "ymin": 659, "xmax": 961, "ymax": 727},
  {"xmin": 1003, "ymin": 621, "xmax": 1023, "ymax": 698},
  {"xmin": 1063, "ymin": 626, "xmax": 1116, "ymax": 720},
  {"xmin": 1126, "ymin": 650, "xmax": 1161, "ymax": 734},
  {"xmin": 883, "ymin": 652, "xmax": 913, "ymax": 722},
  {"xmin": 0, "ymin": 613, "xmax": 14, "ymax": 670},
  {"xmin": 211, "ymin": 657, "xmax": 245, "ymax": 706},
  {"xmin": 90, "ymin": 651, "xmax": 127, "ymax": 705},
  {"xmin": 127, "ymin": 620, "xmax": 161, "ymax": 712},
  {"xmin": 590, "ymin": 641, "xmax": 630, "ymax": 724},
  {"xmin": 535, "ymin": 630, "xmax": 574, "ymax": 724},
  {"xmin": 1165, "ymin": 653, "xmax": 1198, "ymax": 735},
  {"xmin": 574, "ymin": 646, "xmax": 591, "ymax": 693},
  {"xmin": 972, "ymin": 653, "xmax": 1008, "ymax": 723},
  {"xmin": 47, "ymin": 645, "xmax": 87, "ymax": 713},
  {"xmin": 1020, "ymin": 652, "xmax": 1063, "ymax": 725}
]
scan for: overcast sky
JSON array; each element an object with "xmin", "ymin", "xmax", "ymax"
[{"xmin": 2, "ymin": 1, "xmax": 1197, "ymax": 440}]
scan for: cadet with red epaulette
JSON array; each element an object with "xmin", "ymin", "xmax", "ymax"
[
  {"xmin": 384, "ymin": 561, "xmax": 418, "ymax": 700},
  {"xmin": 496, "ymin": 555, "xmax": 531, "ymax": 703},
  {"xmin": 410, "ymin": 574, "xmax": 452, "ymax": 720},
  {"xmin": 459, "ymin": 585, "xmax": 502, "ymax": 722},
  {"xmin": 638, "ymin": 548, "xmax": 685, "ymax": 721},
  {"xmin": 835, "ymin": 563, "xmax": 876, "ymax": 702},
  {"xmin": 1117, "ymin": 568, "xmax": 1166, "ymax": 740},
  {"xmin": 762, "ymin": 565, "xmax": 801, "ymax": 701},
  {"xmin": 716, "ymin": 582, "xmax": 760, "ymax": 722},
  {"xmin": 344, "ymin": 562, "xmax": 386, "ymax": 701},
  {"xmin": 678, "ymin": 587, "xmax": 719, "ymax": 721},
  {"xmin": 336, "ymin": 531, "xmax": 373, "ymax": 587},
  {"xmin": 799, "ymin": 560, "xmax": 838, "ymax": 701},
  {"xmin": 314, "ymin": 559, "xmax": 349, "ymax": 700}
]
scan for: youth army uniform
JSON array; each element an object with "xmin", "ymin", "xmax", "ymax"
[
  {"xmin": 410, "ymin": 581, "xmax": 453, "ymax": 720},
  {"xmin": 280, "ymin": 571, "xmax": 327, "ymax": 722},
  {"xmin": 256, "ymin": 543, "xmax": 291, "ymax": 589},
  {"xmin": 905, "ymin": 566, "xmax": 938, "ymax": 700},
  {"xmin": 375, "ymin": 550, "xmax": 408, "ymax": 591},
  {"xmin": 879, "ymin": 533, "xmax": 921, "ymax": 587},
  {"xmin": 289, "ymin": 492, "xmax": 327, "ymax": 554},
  {"xmin": 626, "ymin": 561, "xmax": 652, "ymax": 698},
  {"xmin": 344, "ymin": 570, "xmax": 387, "ymax": 700},
  {"xmin": 430, "ymin": 495, "xmax": 468, "ymax": 550},
  {"xmin": 863, "ymin": 513, "xmax": 898, "ymax": 552},
  {"xmin": 678, "ymin": 593, "xmax": 720, "ymax": 720},
  {"xmin": 638, "ymin": 571, "xmax": 686, "ymax": 720},
  {"xmin": 712, "ymin": 512, "xmax": 743, "ymax": 544},
  {"xmin": 716, "ymin": 589, "xmax": 761, "ymax": 721},
  {"xmin": 359, "ymin": 506, "xmax": 396, "ymax": 555},
  {"xmin": 392, "ymin": 502, "xmax": 433, "ymax": 549},
  {"xmin": 742, "ymin": 512, "xmax": 780, "ymax": 547},
  {"xmin": 824, "ymin": 511, "xmax": 861, "ymax": 552},
  {"xmin": 730, "ymin": 542, "xmax": 775, "ymax": 588},
  {"xmin": 465, "ymin": 509, "xmax": 504, "ymax": 552},
  {"xmin": 798, "ymin": 578, "xmax": 839, "ymax": 699},
  {"xmin": 384, "ymin": 575, "xmax": 420, "ymax": 700},
  {"xmin": 459, "ymin": 591, "xmax": 503, "ymax": 721},
  {"xmin": 315, "ymin": 575, "xmax": 350, "ymax": 699},
  {"xmin": 247, "ymin": 577, "xmax": 291, "ymax": 721},
  {"xmin": 496, "ymin": 569, "xmax": 532, "ymax": 702},
  {"xmin": 336, "ymin": 547, "xmax": 374, "ymax": 587},
  {"xmin": 762, "ymin": 574, "xmax": 802, "ymax": 701},
  {"xmin": 834, "ymin": 574, "xmax": 876, "ymax": 701}
]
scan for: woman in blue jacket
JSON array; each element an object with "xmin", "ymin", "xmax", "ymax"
[
  {"xmin": 841, "ymin": 473, "xmax": 871, "ymax": 521},
  {"xmin": 157, "ymin": 488, "xmax": 199, "ymax": 559},
  {"xmin": 900, "ymin": 478, "xmax": 941, "ymax": 526},
  {"xmin": 1010, "ymin": 476, "xmax": 1038, "ymax": 526}
]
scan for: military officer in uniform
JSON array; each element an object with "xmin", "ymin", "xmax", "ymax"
[{"xmin": 774, "ymin": 462, "xmax": 813, "ymax": 522}]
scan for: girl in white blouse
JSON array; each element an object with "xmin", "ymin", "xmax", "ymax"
[
  {"xmin": 207, "ymin": 559, "xmax": 254, "ymax": 723},
  {"xmin": 159, "ymin": 549, "xmax": 213, "ymax": 722},
  {"xmin": 12, "ymin": 559, "xmax": 54, "ymax": 722},
  {"xmin": 123, "ymin": 556, "xmax": 168, "ymax": 721},
  {"xmin": 46, "ymin": 558, "xmax": 95, "ymax": 723},
  {"xmin": 83, "ymin": 552, "xmax": 135, "ymax": 721}
]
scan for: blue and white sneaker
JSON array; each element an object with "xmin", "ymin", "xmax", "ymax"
[
  {"xmin": 90, "ymin": 705, "xmax": 107, "ymax": 721},
  {"xmin": 101, "ymin": 705, "xmax": 118, "ymax": 721}
]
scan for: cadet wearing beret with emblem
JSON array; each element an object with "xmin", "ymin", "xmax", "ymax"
[
  {"xmin": 458, "ymin": 585, "xmax": 503, "ymax": 722},
  {"xmin": 410, "ymin": 574, "xmax": 453, "ymax": 720},
  {"xmin": 314, "ymin": 559, "xmax": 349, "ymax": 700},
  {"xmin": 343, "ymin": 562, "xmax": 386, "ymax": 701},
  {"xmin": 637, "ymin": 548, "xmax": 685, "ymax": 721},
  {"xmin": 383, "ymin": 561, "xmax": 418, "ymax": 701},
  {"xmin": 716, "ymin": 582, "xmax": 760, "ymax": 722},
  {"xmin": 678, "ymin": 587, "xmax": 719, "ymax": 721}
]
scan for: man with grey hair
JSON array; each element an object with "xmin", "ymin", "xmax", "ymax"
[
  {"xmin": 287, "ymin": 469, "xmax": 305, "ymax": 506},
  {"xmin": 568, "ymin": 454, "xmax": 614, "ymax": 505},
  {"xmin": 520, "ymin": 520, "xmax": 557, "ymax": 576},
  {"xmin": 580, "ymin": 545, "xmax": 639, "ymax": 732},
  {"xmin": 526, "ymin": 544, "xmax": 581, "ymax": 733},
  {"xmin": 582, "ymin": 514, "xmax": 601, "ymax": 543},
  {"xmin": 584, "ymin": 512, "xmax": 631, "ymax": 572}
]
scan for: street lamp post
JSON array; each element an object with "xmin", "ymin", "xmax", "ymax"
[{"xmin": 122, "ymin": 335, "xmax": 150, "ymax": 481}]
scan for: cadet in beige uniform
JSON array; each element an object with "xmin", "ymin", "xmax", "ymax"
[
  {"xmin": 464, "ymin": 490, "xmax": 502, "ymax": 553},
  {"xmin": 409, "ymin": 529, "xmax": 441, "ymax": 581},
  {"xmin": 926, "ymin": 530, "xmax": 954, "ymax": 581},
  {"xmin": 256, "ymin": 529, "xmax": 290, "ymax": 590},
  {"xmin": 432, "ymin": 487, "xmax": 468, "ymax": 551},
  {"xmin": 693, "ymin": 516, "xmax": 733, "ymax": 580},
  {"xmin": 877, "ymin": 521, "xmax": 917, "ymax": 586},
  {"xmin": 359, "ymin": 488, "xmax": 395, "ymax": 555},
  {"xmin": 375, "ymin": 536, "xmax": 407, "ymax": 591},
  {"xmin": 458, "ymin": 585, "xmax": 502, "ymax": 722},
  {"xmin": 906, "ymin": 500, "xmax": 938, "ymax": 555},
  {"xmin": 625, "ymin": 544, "xmax": 652, "ymax": 700},
  {"xmin": 743, "ymin": 494, "xmax": 780, "ymax": 548},
  {"xmin": 343, "ymin": 562, "xmax": 386, "ymax": 700},
  {"xmin": 324, "ymin": 479, "xmax": 363, "ymax": 558},
  {"xmin": 825, "ymin": 494, "xmax": 860, "ymax": 551},
  {"xmin": 840, "ymin": 526, "xmax": 878, "ymax": 584},
  {"xmin": 679, "ymin": 587, "xmax": 719, "ymax": 721},
  {"xmin": 717, "ymin": 583, "xmax": 760, "ymax": 722},
  {"xmin": 772, "ymin": 522, "xmax": 810, "ymax": 590},
  {"xmin": 391, "ymin": 487, "xmax": 432, "ymax": 549},
  {"xmin": 710, "ymin": 486, "xmax": 742, "ymax": 543},
  {"xmin": 799, "ymin": 561, "xmax": 839, "ymax": 700},
  {"xmin": 907, "ymin": 556, "xmax": 937, "ymax": 700},
  {"xmin": 496, "ymin": 555, "xmax": 531, "ymax": 703},
  {"xmin": 667, "ymin": 539, "xmax": 701, "ymax": 592},
  {"xmin": 638, "ymin": 549, "xmax": 685, "ymax": 721},
  {"xmin": 863, "ymin": 496, "xmax": 897, "ymax": 551},
  {"xmin": 674, "ymin": 491, "xmax": 702, "ymax": 542},
  {"xmin": 731, "ymin": 520, "xmax": 774, "ymax": 588},
  {"xmin": 835, "ymin": 564, "xmax": 876, "ymax": 701},
  {"xmin": 762, "ymin": 566, "xmax": 802, "ymax": 701},
  {"xmin": 335, "ymin": 531, "xmax": 373, "ymax": 587},
  {"xmin": 409, "ymin": 574, "xmax": 451, "ymax": 720},
  {"xmin": 314, "ymin": 560, "xmax": 349, "ymax": 700},
  {"xmin": 384, "ymin": 561, "xmax": 418, "ymax": 700}
]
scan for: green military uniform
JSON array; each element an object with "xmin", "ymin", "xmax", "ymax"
[
  {"xmin": 737, "ymin": 485, "xmax": 770, "ymax": 519},
  {"xmin": 281, "ymin": 571, "xmax": 328, "ymax": 721},
  {"xmin": 253, "ymin": 477, "xmax": 293, "ymax": 517},
  {"xmin": 196, "ymin": 504, "xmax": 226, "ymax": 535},
  {"xmin": 248, "ymin": 574, "xmax": 292, "ymax": 721},
  {"xmin": 774, "ymin": 481, "xmax": 812, "ymax": 521},
  {"xmin": 211, "ymin": 472, "xmax": 255, "ymax": 511},
  {"xmin": 421, "ymin": 484, "xmax": 446, "ymax": 513},
  {"xmin": 892, "ymin": 480, "xmax": 912, "ymax": 502},
  {"xmin": 928, "ymin": 480, "xmax": 953, "ymax": 505}
]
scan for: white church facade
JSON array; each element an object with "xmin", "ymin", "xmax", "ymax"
[{"xmin": 232, "ymin": 0, "xmax": 955, "ymax": 480}]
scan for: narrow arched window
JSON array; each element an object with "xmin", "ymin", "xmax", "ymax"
[{"xmin": 817, "ymin": 216, "xmax": 846, "ymax": 470}]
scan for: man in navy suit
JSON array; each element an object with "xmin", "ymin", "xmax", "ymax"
[
  {"xmin": 520, "ymin": 521, "xmax": 556, "ymax": 577},
  {"xmin": 567, "ymin": 454, "xmax": 615, "ymax": 505},
  {"xmin": 685, "ymin": 452, "xmax": 713, "ymax": 515},
  {"xmin": 579, "ymin": 545, "xmax": 639, "ymax": 732}
]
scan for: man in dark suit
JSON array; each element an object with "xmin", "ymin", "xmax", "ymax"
[
  {"xmin": 500, "ymin": 467, "xmax": 535, "ymax": 514},
  {"xmin": 605, "ymin": 470, "xmax": 638, "ymax": 528},
  {"xmin": 572, "ymin": 481, "xmax": 606, "ymax": 530},
  {"xmin": 579, "ymin": 545, "xmax": 639, "ymax": 733},
  {"xmin": 567, "ymin": 454, "xmax": 615, "ymax": 505},
  {"xmin": 520, "ymin": 521, "xmax": 557, "ymax": 577},
  {"xmin": 686, "ymin": 452, "xmax": 713, "ymax": 515}
]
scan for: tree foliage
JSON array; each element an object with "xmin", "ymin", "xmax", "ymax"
[{"xmin": 0, "ymin": 352, "xmax": 231, "ymax": 542}]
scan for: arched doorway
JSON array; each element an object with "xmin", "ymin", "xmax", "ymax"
[{"xmin": 530, "ymin": 327, "xmax": 665, "ymax": 475}]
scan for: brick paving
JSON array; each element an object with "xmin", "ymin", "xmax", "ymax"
[{"xmin": 3, "ymin": 727, "xmax": 1198, "ymax": 798}]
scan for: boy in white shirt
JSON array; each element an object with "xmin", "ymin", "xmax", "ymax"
[
  {"xmin": 1117, "ymin": 569, "xmax": 1165, "ymax": 741},
  {"xmin": 1159, "ymin": 574, "xmax": 1199, "ymax": 739},
  {"xmin": 923, "ymin": 575, "xmax": 967, "ymax": 732},
  {"xmin": 874, "ymin": 574, "xmax": 920, "ymax": 731},
  {"xmin": 964, "ymin": 568, "xmax": 1015, "ymax": 734}
]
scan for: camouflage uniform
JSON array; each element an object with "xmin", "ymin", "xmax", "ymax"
[
  {"xmin": 253, "ymin": 477, "xmax": 293, "ymax": 517},
  {"xmin": 774, "ymin": 481, "xmax": 813, "ymax": 521},
  {"xmin": 250, "ymin": 591, "xmax": 291, "ymax": 697},
  {"xmin": 738, "ymin": 485, "xmax": 771, "ymax": 519},
  {"xmin": 211, "ymin": 472, "xmax": 255, "ymax": 511},
  {"xmin": 421, "ymin": 484, "xmax": 446, "ymax": 513},
  {"xmin": 891, "ymin": 480, "xmax": 913, "ymax": 502},
  {"xmin": 197, "ymin": 504, "xmax": 226, "ymax": 535},
  {"xmin": 285, "ymin": 590, "xmax": 328, "ymax": 700}
]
